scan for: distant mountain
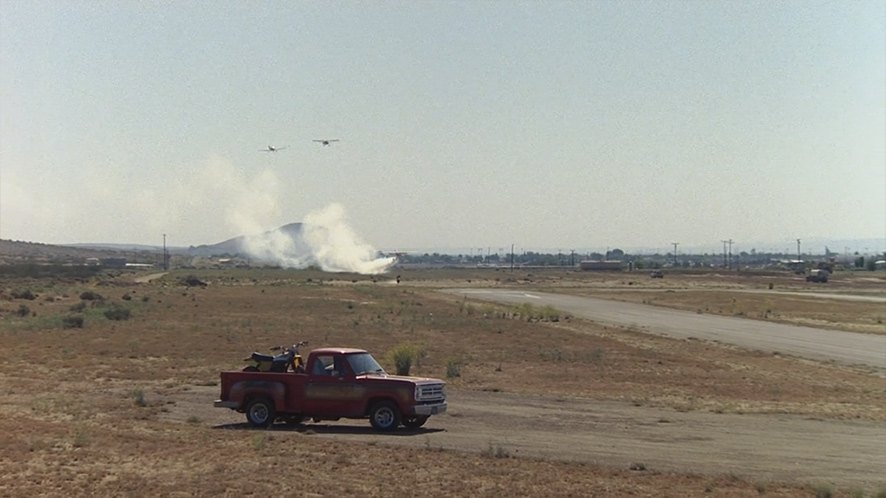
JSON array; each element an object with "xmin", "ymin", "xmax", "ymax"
[
  {"xmin": 187, "ymin": 223, "xmax": 303, "ymax": 257},
  {"xmin": 66, "ymin": 243, "xmax": 165, "ymax": 252}
]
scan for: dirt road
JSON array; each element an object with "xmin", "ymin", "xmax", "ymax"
[
  {"xmin": 170, "ymin": 386, "xmax": 885, "ymax": 490},
  {"xmin": 133, "ymin": 272, "xmax": 168, "ymax": 283},
  {"xmin": 448, "ymin": 289, "xmax": 886, "ymax": 370}
]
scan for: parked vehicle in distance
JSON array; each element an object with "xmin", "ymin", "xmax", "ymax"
[
  {"xmin": 806, "ymin": 269, "xmax": 829, "ymax": 283},
  {"xmin": 215, "ymin": 347, "xmax": 447, "ymax": 431},
  {"xmin": 650, "ymin": 270, "xmax": 664, "ymax": 278}
]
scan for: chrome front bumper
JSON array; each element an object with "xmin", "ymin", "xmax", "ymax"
[{"xmin": 412, "ymin": 401, "xmax": 447, "ymax": 416}]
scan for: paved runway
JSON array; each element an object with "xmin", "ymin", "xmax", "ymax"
[{"xmin": 447, "ymin": 289, "xmax": 886, "ymax": 370}]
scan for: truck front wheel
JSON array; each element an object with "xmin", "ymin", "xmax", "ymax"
[
  {"xmin": 245, "ymin": 398, "xmax": 275, "ymax": 428},
  {"xmin": 369, "ymin": 401, "xmax": 400, "ymax": 431}
]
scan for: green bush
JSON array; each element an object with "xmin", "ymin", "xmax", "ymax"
[
  {"xmin": 16, "ymin": 304, "xmax": 31, "ymax": 317},
  {"xmin": 62, "ymin": 315, "xmax": 84, "ymax": 328},
  {"xmin": 131, "ymin": 389, "xmax": 146, "ymax": 407},
  {"xmin": 104, "ymin": 304, "xmax": 131, "ymax": 321},
  {"xmin": 80, "ymin": 291, "xmax": 104, "ymax": 301},
  {"xmin": 390, "ymin": 343, "xmax": 419, "ymax": 375},
  {"xmin": 446, "ymin": 359, "xmax": 462, "ymax": 378},
  {"xmin": 11, "ymin": 289, "xmax": 36, "ymax": 300}
]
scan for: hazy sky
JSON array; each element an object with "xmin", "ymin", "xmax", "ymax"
[{"xmin": 2, "ymin": 1, "xmax": 884, "ymax": 253}]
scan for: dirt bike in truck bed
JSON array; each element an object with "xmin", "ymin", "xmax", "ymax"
[{"xmin": 215, "ymin": 347, "xmax": 447, "ymax": 431}]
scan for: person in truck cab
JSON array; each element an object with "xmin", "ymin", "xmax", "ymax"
[
  {"xmin": 312, "ymin": 355, "xmax": 346, "ymax": 376},
  {"xmin": 313, "ymin": 355, "xmax": 332, "ymax": 375}
]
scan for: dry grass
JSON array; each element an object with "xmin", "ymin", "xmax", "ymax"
[{"xmin": 0, "ymin": 267, "xmax": 883, "ymax": 496}]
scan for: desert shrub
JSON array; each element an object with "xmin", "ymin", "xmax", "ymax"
[
  {"xmin": 16, "ymin": 304, "xmax": 31, "ymax": 317},
  {"xmin": 541, "ymin": 348, "xmax": 564, "ymax": 362},
  {"xmin": 131, "ymin": 389, "xmax": 146, "ymax": 407},
  {"xmin": 252, "ymin": 433, "xmax": 267, "ymax": 449},
  {"xmin": 181, "ymin": 275, "xmax": 207, "ymax": 287},
  {"xmin": 72, "ymin": 429, "xmax": 89, "ymax": 448},
  {"xmin": 80, "ymin": 291, "xmax": 104, "ymax": 301},
  {"xmin": 11, "ymin": 289, "xmax": 36, "ymax": 300},
  {"xmin": 540, "ymin": 304, "xmax": 561, "ymax": 321},
  {"xmin": 482, "ymin": 443, "xmax": 510, "ymax": 458},
  {"xmin": 69, "ymin": 302, "xmax": 86, "ymax": 312},
  {"xmin": 62, "ymin": 315, "xmax": 84, "ymax": 329},
  {"xmin": 104, "ymin": 304, "xmax": 131, "ymax": 321},
  {"xmin": 811, "ymin": 483, "xmax": 833, "ymax": 498},
  {"xmin": 121, "ymin": 293, "xmax": 132, "ymax": 301},
  {"xmin": 446, "ymin": 359, "xmax": 462, "ymax": 378},
  {"xmin": 389, "ymin": 343, "xmax": 419, "ymax": 375}
]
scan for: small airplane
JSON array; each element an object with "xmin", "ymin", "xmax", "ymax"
[
  {"xmin": 260, "ymin": 145, "xmax": 287, "ymax": 152},
  {"xmin": 313, "ymin": 139, "xmax": 340, "ymax": 146}
]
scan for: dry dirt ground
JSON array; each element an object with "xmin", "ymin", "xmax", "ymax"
[{"xmin": 1, "ymin": 267, "xmax": 884, "ymax": 497}]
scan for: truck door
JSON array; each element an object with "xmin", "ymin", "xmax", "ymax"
[{"xmin": 304, "ymin": 354, "xmax": 364, "ymax": 417}]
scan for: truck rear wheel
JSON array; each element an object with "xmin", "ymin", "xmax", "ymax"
[
  {"xmin": 369, "ymin": 401, "xmax": 400, "ymax": 431},
  {"xmin": 245, "ymin": 398, "xmax": 275, "ymax": 428},
  {"xmin": 402, "ymin": 416, "xmax": 429, "ymax": 429}
]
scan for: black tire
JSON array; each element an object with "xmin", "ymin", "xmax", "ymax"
[
  {"xmin": 245, "ymin": 398, "xmax": 275, "ymax": 428},
  {"xmin": 369, "ymin": 401, "xmax": 400, "ymax": 431},
  {"xmin": 243, "ymin": 366, "xmax": 259, "ymax": 372},
  {"xmin": 402, "ymin": 416, "xmax": 429, "ymax": 429}
]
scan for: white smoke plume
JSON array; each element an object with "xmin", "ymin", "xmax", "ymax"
[
  {"xmin": 146, "ymin": 157, "xmax": 393, "ymax": 275},
  {"xmin": 240, "ymin": 203, "xmax": 395, "ymax": 275},
  {"xmin": 301, "ymin": 203, "xmax": 396, "ymax": 274}
]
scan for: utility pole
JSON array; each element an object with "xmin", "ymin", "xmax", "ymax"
[
  {"xmin": 796, "ymin": 238, "xmax": 801, "ymax": 262},
  {"xmin": 721, "ymin": 240, "xmax": 728, "ymax": 268},
  {"xmin": 671, "ymin": 242, "xmax": 679, "ymax": 267},
  {"xmin": 570, "ymin": 250, "xmax": 575, "ymax": 267},
  {"xmin": 726, "ymin": 239, "xmax": 733, "ymax": 270},
  {"xmin": 162, "ymin": 234, "xmax": 169, "ymax": 271},
  {"xmin": 510, "ymin": 244, "xmax": 515, "ymax": 271}
]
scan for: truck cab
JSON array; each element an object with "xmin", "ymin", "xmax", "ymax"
[{"xmin": 215, "ymin": 347, "xmax": 447, "ymax": 431}]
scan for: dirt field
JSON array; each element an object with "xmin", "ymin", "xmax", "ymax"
[{"xmin": 1, "ymin": 268, "xmax": 884, "ymax": 497}]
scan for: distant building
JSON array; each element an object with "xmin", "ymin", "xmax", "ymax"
[
  {"xmin": 100, "ymin": 258, "xmax": 127, "ymax": 268},
  {"xmin": 579, "ymin": 260, "xmax": 623, "ymax": 271}
]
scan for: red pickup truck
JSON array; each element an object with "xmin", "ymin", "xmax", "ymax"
[{"xmin": 214, "ymin": 347, "xmax": 447, "ymax": 431}]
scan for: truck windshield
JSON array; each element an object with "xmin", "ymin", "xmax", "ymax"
[{"xmin": 347, "ymin": 353, "xmax": 385, "ymax": 376}]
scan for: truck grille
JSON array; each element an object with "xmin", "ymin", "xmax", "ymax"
[{"xmin": 416, "ymin": 383, "xmax": 445, "ymax": 402}]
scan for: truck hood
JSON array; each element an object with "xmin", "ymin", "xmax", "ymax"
[{"xmin": 360, "ymin": 373, "xmax": 444, "ymax": 385}]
